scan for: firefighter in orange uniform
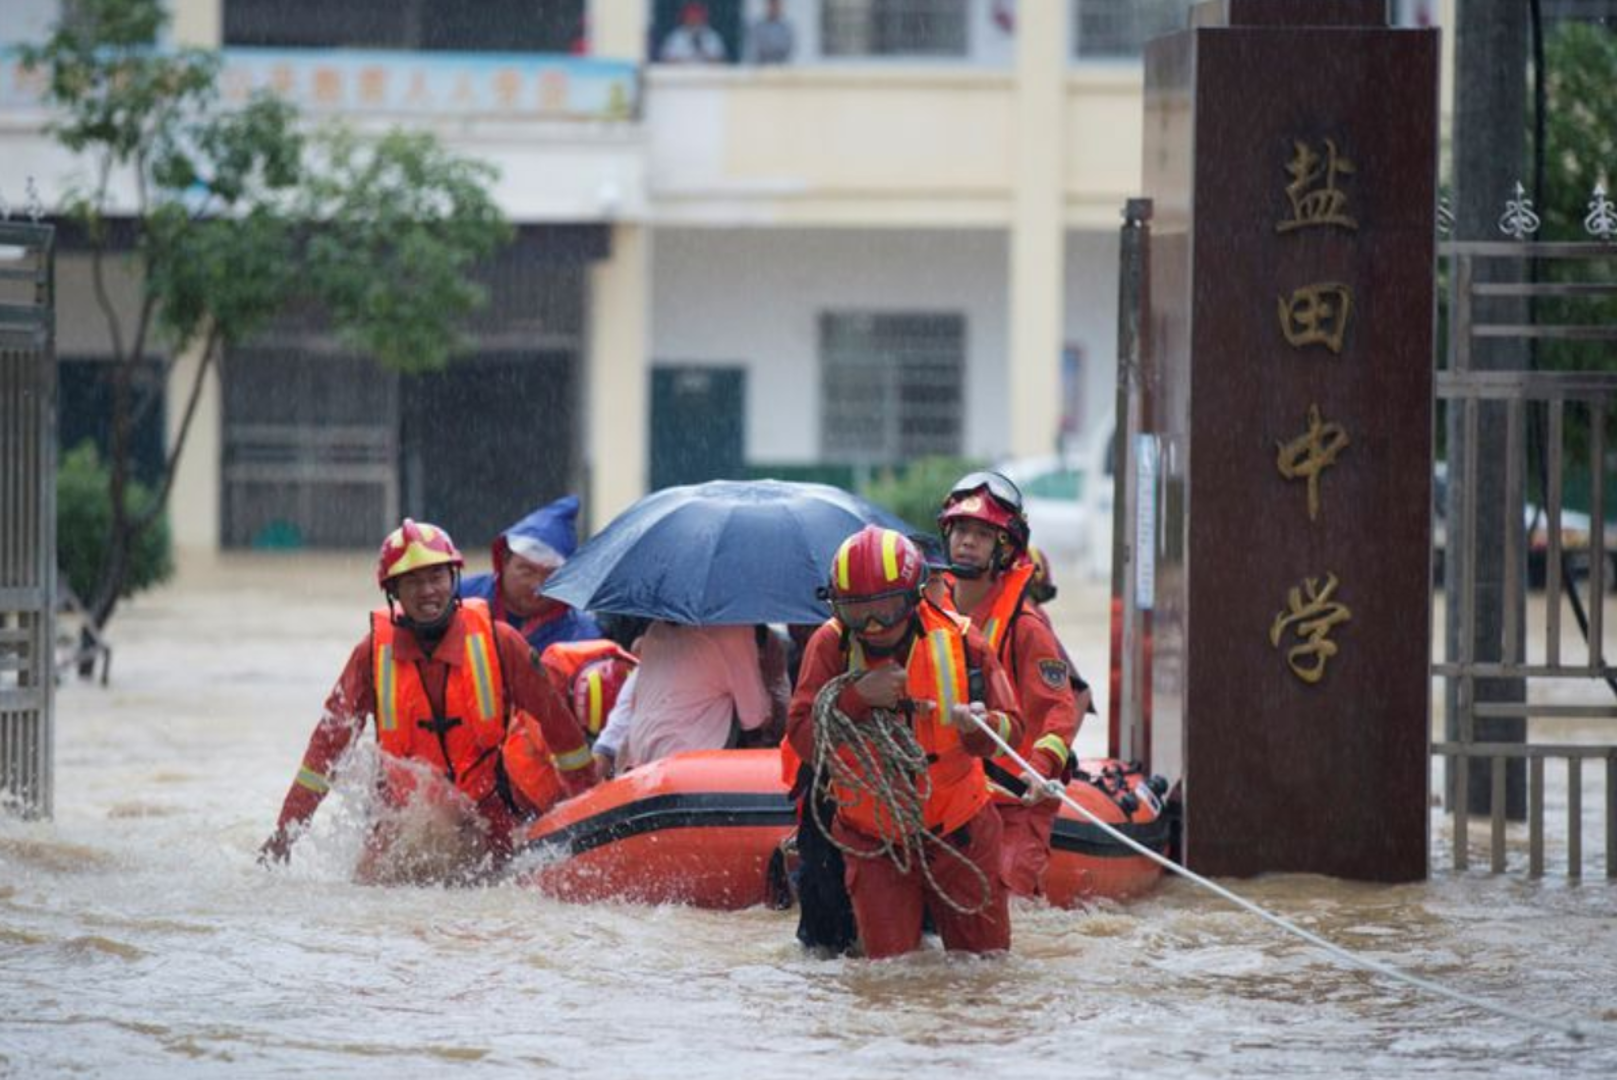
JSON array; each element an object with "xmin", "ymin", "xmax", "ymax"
[
  {"xmin": 259, "ymin": 520, "xmax": 598, "ymax": 875},
  {"xmin": 937, "ymin": 472, "xmax": 1091, "ymax": 898},
  {"xmin": 786, "ymin": 526, "xmax": 1023, "ymax": 958}
]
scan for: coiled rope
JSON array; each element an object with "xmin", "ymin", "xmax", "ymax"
[
  {"xmin": 808, "ymin": 672, "xmax": 991, "ymax": 915},
  {"xmin": 954, "ymin": 708, "xmax": 1615, "ymax": 1047}
]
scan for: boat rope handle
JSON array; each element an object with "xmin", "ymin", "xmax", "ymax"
[{"xmin": 955, "ymin": 708, "xmax": 1615, "ymax": 1046}]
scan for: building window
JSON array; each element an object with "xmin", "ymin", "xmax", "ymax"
[
  {"xmin": 820, "ymin": 311, "xmax": 964, "ymax": 465},
  {"xmin": 1073, "ymin": 0, "xmax": 1183, "ymax": 60},
  {"xmin": 821, "ymin": 0, "xmax": 970, "ymax": 58},
  {"xmin": 222, "ymin": 0, "xmax": 582, "ymax": 53}
]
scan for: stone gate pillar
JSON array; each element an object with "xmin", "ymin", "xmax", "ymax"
[{"xmin": 1141, "ymin": 0, "xmax": 1438, "ymax": 880}]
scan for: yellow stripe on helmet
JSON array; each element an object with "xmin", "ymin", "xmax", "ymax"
[
  {"xmin": 881, "ymin": 528, "xmax": 900, "ymax": 582},
  {"xmin": 834, "ymin": 536, "xmax": 856, "ymax": 592},
  {"xmin": 586, "ymin": 670, "xmax": 605, "ymax": 734}
]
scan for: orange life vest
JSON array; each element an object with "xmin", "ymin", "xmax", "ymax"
[
  {"xmin": 832, "ymin": 602, "xmax": 987, "ymax": 838},
  {"xmin": 371, "ymin": 599, "xmax": 509, "ymax": 808},
  {"xmin": 942, "ymin": 563, "xmax": 1070, "ymax": 787},
  {"xmin": 501, "ymin": 712, "xmax": 567, "ymax": 817}
]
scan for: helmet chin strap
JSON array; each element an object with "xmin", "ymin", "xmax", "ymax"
[{"xmin": 949, "ymin": 562, "xmax": 988, "ymax": 580}]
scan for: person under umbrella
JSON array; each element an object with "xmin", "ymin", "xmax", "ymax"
[{"xmin": 591, "ymin": 622, "xmax": 789, "ymax": 776}]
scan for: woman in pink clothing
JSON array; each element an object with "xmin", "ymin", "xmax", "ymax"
[{"xmin": 593, "ymin": 621, "xmax": 789, "ymax": 774}]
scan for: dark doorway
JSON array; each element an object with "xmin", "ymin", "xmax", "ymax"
[
  {"xmin": 650, "ymin": 365, "xmax": 745, "ymax": 490},
  {"xmin": 401, "ymin": 351, "xmax": 577, "ymax": 550}
]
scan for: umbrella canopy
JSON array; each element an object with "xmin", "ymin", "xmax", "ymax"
[{"xmin": 540, "ymin": 479, "xmax": 916, "ymax": 625}]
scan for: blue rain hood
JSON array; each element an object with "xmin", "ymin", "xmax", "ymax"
[{"xmin": 494, "ymin": 494, "xmax": 581, "ymax": 572}]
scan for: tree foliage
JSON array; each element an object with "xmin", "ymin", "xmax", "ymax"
[
  {"xmin": 862, "ymin": 457, "xmax": 985, "ymax": 555},
  {"xmin": 1537, "ymin": 20, "xmax": 1617, "ymax": 379},
  {"xmin": 20, "ymin": 0, "xmax": 512, "ymax": 654},
  {"xmin": 57, "ymin": 441, "xmax": 172, "ymax": 603},
  {"xmin": 1541, "ymin": 21, "xmax": 1617, "ymax": 242}
]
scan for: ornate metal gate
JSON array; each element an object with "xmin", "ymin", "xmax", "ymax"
[
  {"xmin": 0, "ymin": 218, "xmax": 57, "ymax": 818},
  {"xmin": 1434, "ymin": 235, "xmax": 1617, "ymax": 878}
]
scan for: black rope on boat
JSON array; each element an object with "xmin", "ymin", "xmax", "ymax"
[{"xmin": 807, "ymin": 672, "xmax": 991, "ymax": 916}]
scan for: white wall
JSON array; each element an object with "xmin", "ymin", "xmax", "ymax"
[
  {"xmin": 0, "ymin": 0, "xmax": 58, "ymax": 46},
  {"xmin": 1064, "ymin": 227, "xmax": 1122, "ymax": 438},
  {"xmin": 650, "ymin": 224, "xmax": 1121, "ymax": 466},
  {"xmin": 651, "ymin": 227, "xmax": 1007, "ymax": 462}
]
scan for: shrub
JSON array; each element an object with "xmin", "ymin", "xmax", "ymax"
[
  {"xmin": 57, "ymin": 441, "xmax": 174, "ymax": 602},
  {"xmin": 860, "ymin": 456, "xmax": 987, "ymax": 555}
]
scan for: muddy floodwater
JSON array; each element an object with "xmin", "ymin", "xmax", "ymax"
[{"xmin": 3, "ymin": 554, "xmax": 1616, "ymax": 1078}]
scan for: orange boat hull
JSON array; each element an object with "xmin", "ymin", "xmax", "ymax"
[{"xmin": 513, "ymin": 749, "xmax": 1169, "ymax": 910}]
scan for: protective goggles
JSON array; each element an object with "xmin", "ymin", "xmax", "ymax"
[
  {"xmin": 831, "ymin": 592, "xmax": 917, "ymax": 633},
  {"xmin": 948, "ymin": 470, "xmax": 1023, "ymax": 510}
]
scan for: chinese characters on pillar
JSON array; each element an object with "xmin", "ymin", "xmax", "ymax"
[
  {"xmin": 1269, "ymin": 573, "xmax": 1351, "ymax": 684},
  {"xmin": 1269, "ymin": 138, "xmax": 1363, "ymax": 683},
  {"xmin": 1275, "ymin": 403, "xmax": 1349, "ymax": 523}
]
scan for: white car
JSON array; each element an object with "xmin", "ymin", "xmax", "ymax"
[{"xmin": 996, "ymin": 424, "xmax": 1116, "ymax": 584}]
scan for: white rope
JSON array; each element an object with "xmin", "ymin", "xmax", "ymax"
[{"xmin": 959, "ymin": 710, "xmax": 1615, "ymax": 1046}]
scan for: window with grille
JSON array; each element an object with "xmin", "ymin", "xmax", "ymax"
[
  {"xmin": 821, "ymin": 0, "xmax": 969, "ymax": 58},
  {"xmin": 820, "ymin": 312, "xmax": 964, "ymax": 465},
  {"xmin": 223, "ymin": 0, "xmax": 581, "ymax": 52},
  {"xmin": 1073, "ymin": 0, "xmax": 1183, "ymax": 59}
]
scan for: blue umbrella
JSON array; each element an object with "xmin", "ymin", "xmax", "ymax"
[{"xmin": 540, "ymin": 479, "xmax": 916, "ymax": 625}]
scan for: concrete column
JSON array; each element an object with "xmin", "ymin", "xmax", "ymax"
[
  {"xmin": 586, "ymin": 224, "xmax": 650, "ymax": 530},
  {"xmin": 588, "ymin": 0, "xmax": 649, "ymax": 61},
  {"xmin": 1007, "ymin": 0, "xmax": 1067, "ymax": 458},
  {"xmin": 170, "ymin": 0, "xmax": 222, "ymax": 47},
  {"xmin": 166, "ymin": 335, "xmax": 221, "ymax": 557}
]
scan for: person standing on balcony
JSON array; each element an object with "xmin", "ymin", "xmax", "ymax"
[
  {"xmin": 659, "ymin": 2, "xmax": 730, "ymax": 64},
  {"xmin": 458, "ymin": 494, "xmax": 602, "ymax": 656},
  {"xmin": 746, "ymin": 0, "xmax": 795, "ymax": 64},
  {"xmin": 936, "ymin": 472, "xmax": 1092, "ymax": 899}
]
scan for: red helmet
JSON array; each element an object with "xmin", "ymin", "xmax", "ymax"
[
  {"xmin": 1028, "ymin": 544, "xmax": 1057, "ymax": 603},
  {"xmin": 377, "ymin": 519, "xmax": 464, "ymax": 587},
  {"xmin": 825, "ymin": 526, "xmax": 927, "ymax": 633},
  {"xmin": 571, "ymin": 655, "xmax": 636, "ymax": 738},
  {"xmin": 938, "ymin": 470, "xmax": 1030, "ymax": 558}
]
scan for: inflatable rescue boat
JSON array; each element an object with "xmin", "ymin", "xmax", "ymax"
[{"xmin": 512, "ymin": 749, "xmax": 1172, "ymax": 910}]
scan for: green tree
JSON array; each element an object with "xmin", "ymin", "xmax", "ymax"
[
  {"xmin": 20, "ymin": 0, "xmax": 511, "ymax": 657},
  {"xmin": 861, "ymin": 456, "xmax": 984, "ymax": 546},
  {"xmin": 1538, "ymin": 21, "xmax": 1617, "ymax": 376}
]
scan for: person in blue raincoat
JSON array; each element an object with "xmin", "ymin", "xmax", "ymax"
[{"xmin": 459, "ymin": 495, "xmax": 603, "ymax": 654}]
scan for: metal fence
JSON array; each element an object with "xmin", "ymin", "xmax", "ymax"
[
  {"xmin": 1433, "ymin": 238, "xmax": 1617, "ymax": 878},
  {"xmin": 0, "ymin": 219, "xmax": 57, "ymax": 818}
]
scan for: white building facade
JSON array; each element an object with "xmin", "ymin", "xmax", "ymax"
[{"xmin": 0, "ymin": 0, "xmax": 1446, "ymax": 559}]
